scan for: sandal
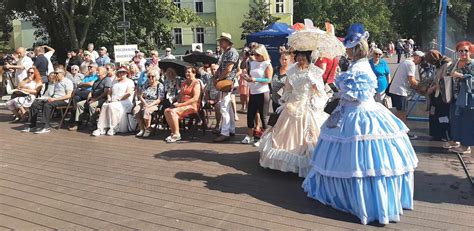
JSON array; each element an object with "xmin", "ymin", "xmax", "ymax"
[{"xmin": 165, "ymin": 134, "xmax": 182, "ymax": 143}]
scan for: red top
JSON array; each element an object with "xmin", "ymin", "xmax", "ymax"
[{"xmin": 315, "ymin": 57, "xmax": 339, "ymax": 84}]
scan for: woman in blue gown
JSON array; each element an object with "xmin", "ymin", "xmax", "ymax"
[{"xmin": 302, "ymin": 23, "xmax": 419, "ymax": 225}]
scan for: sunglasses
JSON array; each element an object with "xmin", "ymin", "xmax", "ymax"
[
  {"xmin": 374, "ymin": 53, "xmax": 383, "ymax": 56},
  {"xmin": 148, "ymin": 75, "xmax": 155, "ymax": 78},
  {"xmin": 28, "ymin": 71, "xmax": 34, "ymax": 74},
  {"xmin": 457, "ymin": 49, "xmax": 469, "ymax": 54}
]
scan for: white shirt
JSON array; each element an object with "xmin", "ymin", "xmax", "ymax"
[
  {"xmin": 111, "ymin": 78, "xmax": 135, "ymax": 103},
  {"xmin": 249, "ymin": 61, "xmax": 271, "ymax": 95},
  {"xmin": 44, "ymin": 51, "xmax": 55, "ymax": 75},
  {"xmin": 389, "ymin": 59, "xmax": 416, "ymax": 96},
  {"xmin": 161, "ymin": 54, "xmax": 176, "ymax": 60},
  {"xmin": 14, "ymin": 56, "xmax": 33, "ymax": 85},
  {"xmin": 89, "ymin": 50, "xmax": 99, "ymax": 62}
]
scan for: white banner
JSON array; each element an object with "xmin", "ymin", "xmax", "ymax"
[{"xmin": 114, "ymin": 44, "xmax": 138, "ymax": 63}]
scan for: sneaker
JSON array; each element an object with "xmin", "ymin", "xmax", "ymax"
[
  {"xmin": 213, "ymin": 135, "xmax": 230, "ymax": 143},
  {"xmin": 68, "ymin": 125, "xmax": 78, "ymax": 131},
  {"xmin": 235, "ymin": 115, "xmax": 239, "ymax": 121},
  {"xmin": 450, "ymin": 146, "xmax": 472, "ymax": 154},
  {"xmin": 407, "ymin": 132, "xmax": 418, "ymax": 140},
  {"xmin": 21, "ymin": 127, "xmax": 36, "ymax": 133},
  {"xmin": 92, "ymin": 129, "xmax": 105, "ymax": 137},
  {"xmin": 106, "ymin": 129, "xmax": 115, "ymax": 136},
  {"xmin": 253, "ymin": 140, "xmax": 261, "ymax": 147},
  {"xmin": 241, "ymin": 135, "xmax": 254, "ymax": 144},
  {"xmin": 165, "ymin": 134, "xmax": 181, "ymax": 143},
  {"xmin": 443, "ymin": 141, "xmax": 460, "ymax": 149},
  {"xmin": 34, "ymin": 127, "xmax": 51, "ymax": 134},
  {"xmin": 136, "ymin": 130, "xmax": 145, "ymax": 137},
  {"xmin": 143, "ymin": 129, "xmax": 151, "ymax": 138}
]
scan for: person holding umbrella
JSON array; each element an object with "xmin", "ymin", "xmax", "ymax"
[{"xmin": 213, "ymin": 32, "xmax": 240, "ymax": 142}]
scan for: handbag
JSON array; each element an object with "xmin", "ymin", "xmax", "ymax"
[
  {"xmin": 324, "ymin": 97, "xmax": 340, "ymax": 114},
  {"xmin": 267, "ymin": 112, "xmax": 280, "ymax": 127},
  {"xmin": 215, "ymin": 79, "xmax": 233, "ymax": 92},
  {"xmin": 382, "ymin": 94, "xmax": 392, "ymax": 108}
]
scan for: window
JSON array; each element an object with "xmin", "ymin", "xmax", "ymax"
[
  {"xmin": 173, "ymin": 28, "xmax": 182, "ymax": 45},
  {"xmin": 173, "ymin": 0, "xmax": 181, "ymax": 9},
  {"xmin": 196, "ymin": 27, "xmax": 205, "ymax": 43},
  {"xmin": 276, "ymin": 0, "xmax": 284, "ymax": 13},
  {"xmin": 195, "ymin": 0, "xmax": 203, "ymax": 13}
]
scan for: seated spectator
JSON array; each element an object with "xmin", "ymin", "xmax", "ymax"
[
  {"xmin": 6, "ymin": 67, "xmax": 43, "ymax": 121},
  {"xmin": 69, "ymin": 66, "xmax": 112, "ymax": 131},
  {"xmin": 162, "ymin": 67, "xmax": 182, "ymax": 109},
  {"xmin": 134, "ymin": 68, "xmax": 164, "ymax": 137},
  {"xmin": 65, "ymin": 65, "xmax": 84, "ymax": 89},
  {"xmin": 22, "ymin": 68, "xmax": 73, "ymax": 134},
  {"xmin": 105, "ymin": 63, "xmax": 116, "ymax": 80},
  {"xmin": 80, "ymin": 51, "xmax": 94, "ymax": 74},
  {"xmin": 92, "ymin": 66, "xmax": 135, "ymax": 136},
  {"xmin": 69, "ymin": 63, "xmax": 99, "ymax": 122},
  {"xmin": 96, "ymin": 47, "xmax": 111, "ymax": 67},
  {"xmin": 164, "ymin": 66, "xmax": 201, "ymax": 143}
]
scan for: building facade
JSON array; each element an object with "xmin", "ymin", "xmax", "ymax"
[{"xmin": 170, "ymin": 0, "xmax": 293, "ymax": 55}]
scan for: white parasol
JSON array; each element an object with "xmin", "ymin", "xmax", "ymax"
[{"xmin": 288, "ymin": 19, "xmax": 345, "ymax": 58}]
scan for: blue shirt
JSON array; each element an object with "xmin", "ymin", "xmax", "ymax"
[
  {"xmin": 81, "ymin": 73, "xmax": 99, "ymax": 91},
  {"xmin": 137, "ymin": 71, "xmax": 149, "ymax": 90},
  {"xmin": 96, "ymin": 55, "xmax": 111, "ymax": 67},
  {"xmin": 369, "ymin": 58, "xmax": 390, "ymax": 93}
]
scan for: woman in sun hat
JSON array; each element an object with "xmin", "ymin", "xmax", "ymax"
[
  {"xmin": 258, "ymin": 19, "xmax": 331, "ymax": 177},
  {"xmin": 303, "ymin": 23, "xmax": 418, "ymax": 225}
]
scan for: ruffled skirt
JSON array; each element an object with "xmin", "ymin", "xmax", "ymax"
[
  {"xmin": 302, "ymin": 101, "xmax": 418, "ymax": 224},
  {"xmin": 259, "ymin": 103, "xmax": 328, "ymax": 177}
]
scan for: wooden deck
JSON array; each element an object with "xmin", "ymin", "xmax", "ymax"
[{"xmin": 0, "ymin": 107, "xmax": 473, "ymax": 230}]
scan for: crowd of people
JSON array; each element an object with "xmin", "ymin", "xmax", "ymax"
[{"xmin": 2, "ymin": 19, "xmax": 474, "ymax": 225}]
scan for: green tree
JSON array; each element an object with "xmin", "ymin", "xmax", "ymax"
[
  {"xmin": 87, "ymin": 0, "xmax": 203, "ymax": 54},
  {"xmin": 240, "ymin": 0, "xmax": 280, "ymax": 40},
  {"xmin": 387, "ymin": 0, "xmax": 471, "ymax": 48},
  {"xmin": 3, "ymin": 0, "xmax": 201, "ymax": 61},
  {"xmin": 293, "ymin": 0, "xmax": 394, "ymax": 47},
  {"xmin": 467, "ymin": 0, "xmax": 474, "ymax": 40}
]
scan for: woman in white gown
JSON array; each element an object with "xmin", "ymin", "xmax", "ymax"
[
  {"xmin": 259, "ymin": 51, "xmax": 329, "ymax": 177},
  {"xmin": 93, "ymin": 66, "xmax": 135, "ymax": 136}
]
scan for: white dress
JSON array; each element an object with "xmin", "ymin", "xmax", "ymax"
[
  {"xmin": 97, "ymin": 78, "xmax": 135, "ymax": 132},
  {"xmin": 6, "ymin": 81, "xmax": 38, "ymax": 110},
  {"xmin": 259, "ymin": 64, "xmax": 329, "ymax": 177}
]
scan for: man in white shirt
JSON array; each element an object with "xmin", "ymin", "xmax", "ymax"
[
  {"xmin": 388, "ymin": 50, "xmax": 424, "ymax": 139},
  {"xmin": 4, "ymin": 47, "xmax": 33, "ymax": 86},
  {"xmin": 42, "ymin": 45, "xmax": 55, "ymax": 75},
  {"xmin": 87, "ymin": 43, "xmax": 99, "ymax": 61},
  {"xmin": 161, "ymin": 48, "xmax": 176, "ymax": 59}
]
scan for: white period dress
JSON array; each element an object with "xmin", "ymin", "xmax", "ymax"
[
  {"xmin": 259, "ymin": 63, "xmax": 329, "ymax": 177},
  {"xmin": 96, "ymin": 78, "xmax": 135, "ymax": 132}
]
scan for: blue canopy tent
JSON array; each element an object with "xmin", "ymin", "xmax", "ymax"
[{"xmin": 246, "ymin": 22, "xmax": 294, "ymax": 67}]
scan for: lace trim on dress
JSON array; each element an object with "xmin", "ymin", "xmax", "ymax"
[
  {"xmin": 308, "ymin": 164, "xmax": 417, "ymax": 178},
  {"xmin": 319, "ymin": 130, "xmax": 410, "ymax": 143}
]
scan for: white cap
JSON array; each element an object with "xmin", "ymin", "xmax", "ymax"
[
  {"xmin": 100, "ymin": 46, "xmax": 107, "ymax": 51},
  {"xmin": 412, "ymin": 51, "xmax": 424, "ymax": 57},
  {"xmin": 165, "ymin": 48, "xmax": 171, "ymax": 52}
]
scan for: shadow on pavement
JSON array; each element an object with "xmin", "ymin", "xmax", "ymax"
[{"xmin": 157, "ymin": 149, "xmax": 388, "ymax": 226}]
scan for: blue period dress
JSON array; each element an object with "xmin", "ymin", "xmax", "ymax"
[{"xmin": 302, "ymin": 61, "xmax": 418, "ymax": 225}]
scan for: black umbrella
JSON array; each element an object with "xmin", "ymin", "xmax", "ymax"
[
  {"xmin": 158, "ymin": 59, "xmax": 192, "ymax": 78},
  {"xmin": 183, "ymin": 51, "xmax": 218, "ymax": 65}
]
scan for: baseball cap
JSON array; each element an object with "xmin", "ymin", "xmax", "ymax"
[
  {"xmin": 412, "ymin": 51, "xmax": 424, "ymax": 57},
  {"xmin": 165, "ymin": 48, "xmax": 171, "ymax": 52},
  {"xmin": 83, "ymin": 51, "xmax": 91, "ymax": 56},
  {"xmin": 100, "ymin": 46, "xmax": 107, "ymax": 51}
]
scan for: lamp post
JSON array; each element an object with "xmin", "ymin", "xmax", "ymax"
[{"xmin": 122, "ymin": 0, "xmax": 128, "ymax": 45}]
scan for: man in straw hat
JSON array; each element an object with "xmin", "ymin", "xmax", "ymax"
[{"xmin": 213, "ymin": 32, "xmax": 239, "ymax": 142}]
